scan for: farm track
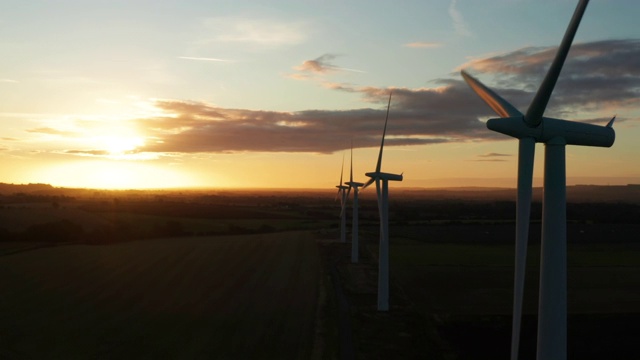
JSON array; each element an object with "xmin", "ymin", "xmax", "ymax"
[{"xmin": 0, "ymin": 231, "xmax": 321, "ymax": 359}]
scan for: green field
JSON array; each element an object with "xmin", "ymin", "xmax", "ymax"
[{"xmin": 0, "ymin": 231, "xmax": 321, "ymax": 359}]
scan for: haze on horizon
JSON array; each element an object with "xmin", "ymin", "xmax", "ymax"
[{"xmin": 1, "ymin": 0, "xmax": 639, "ymax": 190}]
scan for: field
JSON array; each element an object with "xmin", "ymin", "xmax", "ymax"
[
  {"xmin": 336, "ymin": 225, "xmax": 640, "ymax": 359},
  {"xmin": 0, "ymin": 231, "xmax": 321, "ymax": 359},
  {"xmin": 2, "ymin": 185, "xmax": 640, "ymax": 359}
]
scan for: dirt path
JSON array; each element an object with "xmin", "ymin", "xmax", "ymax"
[{"xmin": 317, "ymin": 239, "xmax": 443, "ymax": 360}]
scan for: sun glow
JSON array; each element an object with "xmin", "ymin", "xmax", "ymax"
[
  {"xmin": 40, "ymin": 160, "xmax": 203, "ymax": 189},
  {"xmin": 93, "ymin": 135, "xmax": 145, "ymax": 155}
]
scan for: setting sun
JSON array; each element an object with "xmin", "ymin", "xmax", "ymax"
[
  {"xmin": 94, "ymin": 135, "xmax": 144, "ymax": 156},
  {"xmin": 0, "ymin": 0, "xmax": 638, "ymax": 190}
]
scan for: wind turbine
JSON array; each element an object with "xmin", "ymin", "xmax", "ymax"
[
  {"xmin": 461, "ymin": 1, "xmax": 615, "ymax": 359},
  {"xmin": 335, "ymin": 154, "xmax": 349, "ymax": 242},
  {"xmin": 363, "ymin": 92, "xmax": 403, "ymax": 312},
  {"xmin": 344, "ymin": 142, "xmax": 365, "ymax": 263}
]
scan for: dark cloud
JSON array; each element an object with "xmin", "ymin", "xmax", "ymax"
[
  {"xmin": 463, "ymin": 39, "xmax": 640, "ymax": 117},
  {"xmin": 132, "ymin": 38, "xmax": 640, "ymax": 155},
  {"xmin": 35, "ymin": 39, "xmax": 638, "ymax": 157},
  {"xmin": 470, "ymin": 152, "xmax": 512, "ymax": 162},
  {"xmin": 131, "ymin": 80, "xmax": 503, "ymax": 154}
]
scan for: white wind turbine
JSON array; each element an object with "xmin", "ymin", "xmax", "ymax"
[
  {"xmin": 335, "ymin": 154, "xmax": 349, "ymax": 242},
  {"xmin": 344, "ymin": 143, "xmax": 365, "ymax": 263},
  {"xmin": 461, "ymin": 1, "xmax": 615, "ymax": 359},
  {"xmin": 363, "ymin": 93, "xmax": 403, "ymax": 312}
]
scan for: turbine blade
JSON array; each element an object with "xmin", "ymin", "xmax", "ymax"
[
  {"xmin": 335, "ymin": 188, "xmax": 341, "ymax": 201},
  {"xmin": 606, "ymin": 115, "xmax": 616, "ymax": 128},
  {"xmin": 461, "ymin": 70, "xmax": 523, "ymax": 118},
  {"xmin": 376, "ymin": 92, "xmax": 392, "ymax": 173},
  {"xmin": 363, "ymin": 177, "xmax": 375, "ymax": 190},
  {"xmin": 340, "ymin": 153, "xmax": 345, "ymax": 185},
  {"xmin": 511, "ymin": 136, "xmax": 535, "ymax": 360},
  {"xmin": 525, "ymin": 0, "xmax": 590, "ymax": 126},
  {"xmin": 350, "ymin": 140, "xmax": 354, "ymax": 183}
]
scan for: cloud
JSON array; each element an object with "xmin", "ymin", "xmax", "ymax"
[
  {"xmin": 292, "ymin": 54, "xmax": 364, "ymax": 78},
  {"xmin": 26, "ymin": 127, "xmax": 78, "ymax": 137},
  {"xmin": 203, "ymin": 17, "xmax": 307, "ymax": 47},
  {"xmin": 404, "ymin": 42, "xmax": 442, "ymax": 49},
  {"xmin": 1, "ymin": 137, "xmax": 19, "ymax": 141},
  {"xmin": 178, "ymin": 56, "xmax": 234, "ymax": 63},
  {"xmin": 0, "ymin": 79, "xmax": 18, "ymax": 83},
  {"xmin": 471, "ymin": 153, "xmax": 511, "ymax": 162},
  {"xmin": 461, "ymin": 39, "xmax": 640, "ymax": 118},
  {"xmin": 124, "ymin": 38, "xmax": 640, "ymax": 155},
  {"xmin": 449, "ymin": 0, "xmax": 472, "ymax": 37},
  {"xmin": 295, "ymin": 54, "xmax": 338, "ymax": 74},
  {"xmin": 65, "ymin": 150, "xmax": 111, "ymax": 156},
  {"xmin": 478, "ymin": 152, "xmax": 511, "ymax": 158},
  {"xmin": 127, "ymin": 81, "xmax": 498, "ymax": 155},
  {"xmin": 28, "ymin": 39, "xmax": 639, "ymax": 157}
]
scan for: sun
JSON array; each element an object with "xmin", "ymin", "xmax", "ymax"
[{"xmin": 93, "ymin": 135, "xmax": 145, "ymax": 155}]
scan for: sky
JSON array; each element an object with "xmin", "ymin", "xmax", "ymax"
[{"xmin": 1, "ymin": 0, "xmax": 639, "ymax": 189}]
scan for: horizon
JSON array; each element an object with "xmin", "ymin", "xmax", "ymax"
[
  {"xmin": 1, "ymin": 1, "xmax": 639, "ymax": 190},
  {"xmin": 3, "ymin": 179, "xmax": 640, "ymax": 193}
]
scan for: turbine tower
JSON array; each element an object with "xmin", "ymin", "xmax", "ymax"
[
  {"xmin": 344, "ymin": 143, "xmax": 364, "ymax": 263},
  {"xmin": 461, "ymin": 1, "xmax": 615, "ymax": 359},
  {"xmin": 335, "ymin": 154, "xmax": 349, "ymax": 242},
  {"xmin": 363, "ymin": 93, "xmax": 403, "ymax": 312}
]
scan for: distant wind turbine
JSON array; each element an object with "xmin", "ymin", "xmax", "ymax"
[
  {"xmin": 461, "ymin": 1, "xmax": 615, "ymax": 359},
  {"xmin": 335, "ymin": 154, "xmax": 349, "ymax": 242},
  {"xmin": 344, "ymin": 142, "xmax": 365, "ymax": 263},
  {"xmin": 363, "ymin": 93, "xmax": 403, "ymax": 312}
]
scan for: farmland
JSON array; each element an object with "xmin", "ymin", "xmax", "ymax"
[
  {"xmin": 0, "ymin": 232, "xmax": 321, "ymax": 359},
  {"xmin": 1, "ymin": 184, "xmax": 640, "ymax": 359}
]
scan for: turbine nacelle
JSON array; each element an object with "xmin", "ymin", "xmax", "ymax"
[
  {"xmin": 365, "ymin": 171, "xmax": 403, "ymax": 182},
  {"xmin": 336, "ymin": 185, "xmax": 349, "ymax": 190},
  {"xmin": 345, "ymin": 181, "xmax": 365, "ymax": 188},
  {"xmin": 486, "ymin": 116, "xmax": 615, "ymax": 147}
]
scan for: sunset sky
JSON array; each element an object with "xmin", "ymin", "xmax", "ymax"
[{"xmin": 1, "ymin": 0, "xmax": 639, "ymax": 189}]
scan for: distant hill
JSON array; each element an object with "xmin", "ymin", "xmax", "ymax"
[
  {"xmin": 1, "ymin": 183, "xmax": 640, "ymax": 203},
  {"xmin": 0, "ymin": 183, "xmax": 55, "ymax": 195}
]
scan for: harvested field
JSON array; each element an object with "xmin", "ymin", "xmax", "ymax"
[{"xmin": 0, "ymin": 231, "xmax": 321, "ymax": 359}]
